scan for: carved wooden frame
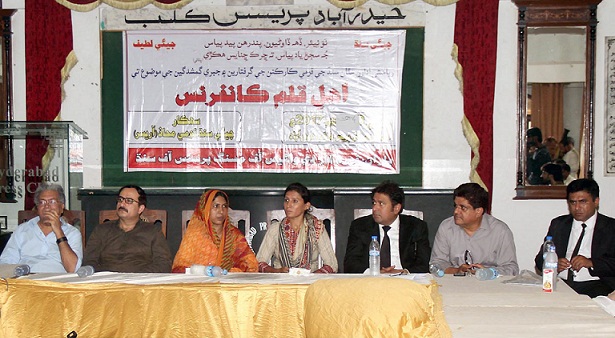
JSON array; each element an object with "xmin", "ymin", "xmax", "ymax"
[{"xmin": 513, "ymin": 0, "xmax": 601, "ymax": 199}]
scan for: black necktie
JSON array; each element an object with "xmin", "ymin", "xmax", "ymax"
[
  {"xmin": 381, "ymin": 226, "xmax": 391, "ymax": 268},
  {"xmin": 567, "ymin": 223, "xmax": 587, "ymax": 282}
]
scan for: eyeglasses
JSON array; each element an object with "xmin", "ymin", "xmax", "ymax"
[
  {"xmin": 116, "ymin": 196, "xmax": 138, "ymax": 205},
  {"xmin": 454, "ymin": 204, "xmax": 473, "ymax": 212},
  {"xmin": 37, "ymin": 199, "xmax": 60, "ymax": 206},
  {"xmin": 464, "ymin": 250, "xmax": 474, "ymax": 266}
]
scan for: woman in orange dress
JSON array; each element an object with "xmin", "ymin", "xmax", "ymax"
[{"xmin": 172, "ymin": 189, "xmax": 257, "ymax": 273}]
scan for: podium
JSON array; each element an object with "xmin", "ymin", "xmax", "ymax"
[{"xmin": 0, "ymin": 121, "xmax": 88, "ymax": 209}]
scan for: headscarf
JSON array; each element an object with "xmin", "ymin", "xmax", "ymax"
[{"xmin": 172, "ymin": 189, "xmax": 254, "ymax": 272}]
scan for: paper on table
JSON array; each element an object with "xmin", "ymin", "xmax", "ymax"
[
  {"xmin": 594, "ymin": 296, "xmax": 615, "ymax": 316},
  {"xmin": 501, "ymin": 269, "xmax": 542, "ymax": 286},
  {"xmin": 289, "ymin": 267, "xmax": 311, "ymax": 276}
]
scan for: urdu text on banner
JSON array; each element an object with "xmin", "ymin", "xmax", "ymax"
[{"xmin": 124, "ymin": 30, "xmax": 405, "ymax": 173}]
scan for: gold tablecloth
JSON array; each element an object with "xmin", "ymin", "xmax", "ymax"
[
  {"xmin": 0, "ymin": 273, "xmax": 450, "ymax": 338},
  {"xmin": 304, "ymin": 278, "xmax": 450, "ymax": 338},
  {"xmin": 0, "ymin": 279, "xmax": 307, "ymax": 337}
]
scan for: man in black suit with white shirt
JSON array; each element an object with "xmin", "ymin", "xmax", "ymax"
[
  {"xmin": 344, "ymin": 181, "xmax": 431, "ymax": 274},
  {"xmin": 535, "ymin": 179, "xmax": 615, "ymax": 298}
]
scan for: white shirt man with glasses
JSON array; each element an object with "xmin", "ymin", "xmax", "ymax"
[
  {"xmin": 83, "ymin": 185, "xmax": 172, "ymax": 273},
  {"xmin": 0, "ymin": 183, "xmax": 83, "ymax": 273},
  {"xmin": 430, "ymin": 183, "xmax": 519, "ymax": 276}
]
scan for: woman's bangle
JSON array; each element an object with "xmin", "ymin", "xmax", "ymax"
[
  {"xmin": 56, "ymin": 236, "xmax": 68, "ymax": 244},
  {"xmin": 258, "ymin": 262, "xmax": 270, "ymax": 273}
]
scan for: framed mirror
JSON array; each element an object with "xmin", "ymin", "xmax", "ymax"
[
  {"xmin": 513, "ymin": 0, "xmax": 601, "ymax": 199},
  {"xmin": 0, "ymin": 9, "xmax": 15, "ymax": 203}
]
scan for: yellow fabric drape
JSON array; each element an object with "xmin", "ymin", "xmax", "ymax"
[
  {"xmin": 304, "ymin": 278, "xmax": 451, "ymax": 337},
  {"xmin": 57, "ymin": 0, "xmax": 193, "ymax": 12},
  {"xmin": 0, "ymin": 277, "xmax": 450, "ymax": 337},
  {"xmin": 58, "ymin": 0, "xmax": 459, "ymax": 12},
  {"xmin": 0, "ymin": 279, "xmax": 307, "ymax": 337},
  {"xmin": 41, "ymin": 50, "xmax": 79, "ymax": 176},
  {"xmin": 451, "ymin": 43, "xmax": 488, "ymax": 191}
]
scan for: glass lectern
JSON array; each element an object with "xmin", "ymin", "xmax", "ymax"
[{"xmin": 0, "ymin": 121, "xmax": 88, "ymax": 208}]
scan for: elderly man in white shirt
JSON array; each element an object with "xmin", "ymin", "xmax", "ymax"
[{"xmin": 0, "ymin": 183, "xmax": 82, "ymax": 273}]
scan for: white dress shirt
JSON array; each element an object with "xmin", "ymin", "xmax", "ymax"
[
  {"xmin": 378, "ymin": 216, "xmax": 401, "ymax": 269},
  {"xmin": 560, "ymin": 212, "xmax": 599, "ymax": 282}
]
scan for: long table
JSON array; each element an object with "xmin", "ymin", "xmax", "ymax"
[
  {"xmin": 0, "ymin": 272, "xmax": 613, "ymax": 337},
  {"xmin": 436, "ymin": 274, "xmax": 615, "ymax": 337}
]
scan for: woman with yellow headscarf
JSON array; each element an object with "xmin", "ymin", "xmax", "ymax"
[{"xmin": 172, "ymin": 190, "xmax": 257, "ymax": 273}]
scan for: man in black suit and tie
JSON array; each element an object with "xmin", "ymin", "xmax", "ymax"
[
  {"xmin": 343, "ymin": 181, "xmax": 430, "ymax": 274},
  {"xmin": 535, "ymin": 179, "xmax": 615, "ymax": 298}
]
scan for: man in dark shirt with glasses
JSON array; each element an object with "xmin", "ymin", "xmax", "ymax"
[{"xmin": 83, "ymin": 185, "xmax": 172, "ymax": 272}]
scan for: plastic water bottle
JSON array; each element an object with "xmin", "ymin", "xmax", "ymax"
[
  {"xmin": 543, "ymin": 236, "xmax": 555, "ymax": 259},
  {"xmin": 543, "ymin": 243, "xmax": 558, "ymax": 292},
  {"xmin": 369, "ymin": 235, "xmax": 380, "ymax": 276},
  {"xmin": 76, "ymin": 265, "xmax": 95, "ymax": 277},
  {"xmin": 189, "ymin": 264, "xmax": 227, "ymax": 276},
  {"xmin": 429, "ymin": 264, "xmax": 444, "ymax": 278},
  {"xmin": 205, "ymin": 265, "xmax": 228, "ymax": 277},
  {"xmin": 13, "ymin": 264, "xmax": 31, "ymax": 277},
  {"xmin": 475, "ymin": 267, "xmax": 499, "ymax": 281}
]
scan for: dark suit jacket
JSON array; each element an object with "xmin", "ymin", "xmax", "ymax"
[
  {"xmin": 535, "ymin": 213, "xmax": 615, "ymax": 290},
  {"xmin": 343, "ymin": 214, "xmax": 431, "ymax": 273}
]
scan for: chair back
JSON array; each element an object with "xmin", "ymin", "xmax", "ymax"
[
  {"xmin": 353, "ymin": 208, "xmax": 424, "ymax": 220},
  {"xmin": 266, "ymin": 207, "xmax": 336, "ymax": 252},
  {"xmin": 18, "ymin": 209, "xmax": 86, "ymax": 248},
  {"xmin": 99, "ymin": 209, "xmax": 167, "ymax": 237},
  {"xmin": 181, "ymin": 208, "xmax": 250, "ymax": 239},
  {"xmin": 181, "ymin": 210, "xmax": 193, "ymax": 236},
  {"xmin": 267, "ymin": 209, "xmax": 286, "ymax": 224}
]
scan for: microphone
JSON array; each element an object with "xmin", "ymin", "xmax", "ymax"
[{"xmin": 76, "ymin": 265, "xmax": 95, "ymax": 277}]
